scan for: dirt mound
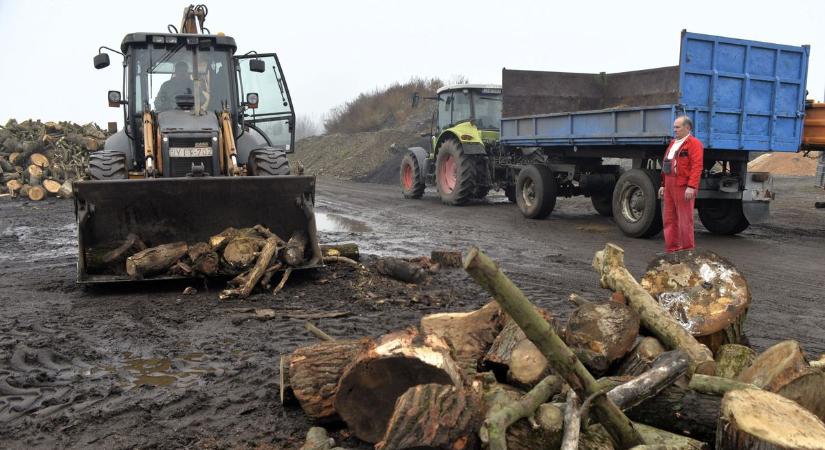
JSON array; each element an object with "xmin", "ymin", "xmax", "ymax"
[
  {"xmin": 292, "ymin": 130, "xmax": 427, "ymax": 182},
  {"xmin": 748, "ymin": 151, "xmax": 819, "ymax": 176}
]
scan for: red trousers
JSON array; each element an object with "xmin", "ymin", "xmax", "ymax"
[{"xmin": 662, "ymin": 175, "xmax": 695, "ymax": 253}]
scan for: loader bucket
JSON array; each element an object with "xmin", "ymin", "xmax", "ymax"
[{"xmin": 73, "ymin": 175, "xmax": 322, "ymax": 283}]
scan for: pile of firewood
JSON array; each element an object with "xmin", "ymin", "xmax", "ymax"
[
  {"xmin": 0, "ymin": 119, "xmax": 107, "ymax": 201},
  {"xmin": 284, "ymin": 243, "xmax": 825, "ymax": 450}
]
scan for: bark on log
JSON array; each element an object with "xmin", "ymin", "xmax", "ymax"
[
  {"xmin": 19, "ymin": 184, "xmax": 30, "ymax": 198},
  {"xmin": 430, "ymin": 250, "xmax": 463, "ymax": 268},
  {"xmin": 26, "ymin": 185, "xmax": 45, "ymax": 201},
  {"xmin": 483, "ymin": 309, "xmax": 556, "ymax": 388},
  {"xmin": 125, "ymin": 242, "xmax": 188, "ymax": 279},
  {"xmin": 334, "ymin": 328, "xmax": 464, "ymax": 443},
  {"xmin": 279, "ymin": 354, "xmax": 297, "ymax": 406},
  {"xmin": 688, "ymin": 374, "xmax": 757, "ymax": 396},
  {"xmin": 626, "ymin": 383, "xmax": 721, "ymax": 443},
  {"xmin": 375, "ymin": 383, "xmax": 480, "ymax": 450},
  {"xmin": 607, "ymin": 350, "xmax": 690, "ymax": 410},
  {"xmin": 618, "ymin": 337, "xmax": 667, "ymax": 376},
  {"xmin": 561, "ymin": 390, "xmax": 582, "ymax": 450},
  {"xmin": 42, "ymin": 179, "xmax": 61, "ymax": 195},
  {"xmin": 187, "ymin": 242, "xmax": 219, "ymax": 276},
  {"xmin": 564, "ymin": 301, "xmax": 640, "ymax": 375},
  {"xmin": 584, "ymin": 423, "xmax": 708, "ymax": 450},
  {"xmin": 320, "ymin": 243, "xmax": 359, "ymax": 261},
  {"xmin": 29, "ymin": 152, "xmax": 48, "ymax": 168},
  {"xmin": 0, "ymin": 157, "xmax": 13, "ymax": 172},
  {"xmin": 289, "ymin": 338, "xmax": 372, "ymax": 420},
  {"xmin": 593, "ymin": 243, "xmax": 716, "ymax": 375},
  {"xmin": 220, "ymin": 236, "xmax": 280, "ymax": 299},
  {"xmin": 479, "ymin": 375, "xmax": 563, "ymax": 450},
  {"xmin": 375, "ymin": 257, "xmax": 426, "ymax": 283},
  {"xmin": 57, "ymin": 179, "xmax": 73, "ymax": 198},
  {"xmin": 5, "ymin": 179, "xmax": 22, "ymax": 195},
  {"xmin": 101, "ymin": 233, "xmax": 146, "ymax": 266},
  {"xmin": 464, "ymin": 246, "xmax": 644, "ymax": 448},
  {"xmin": 716, "ymin": 388, "xmax": 825, "ymax": 450},
  {"xmin": 284, "ymin": 231, "xmax": 307, "ymax": 266},
  {"xmin": 420, "ymin": 301, "xmax": 502, "ymax": 376},
  {"xmin": 736, "ymin": 340, "xmax": 808, "ymax": 392},
  {"xmin": 715, "ymin": 344, "xmax": 756, "ymax": 379}
]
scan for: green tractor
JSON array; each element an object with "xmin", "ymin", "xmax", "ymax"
[{"xmin": 400, "ymin": 84, "xmax": 506, "ymax": 205}]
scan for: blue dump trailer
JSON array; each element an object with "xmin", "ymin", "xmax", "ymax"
[{"xmin": 499, "ymin": 30, "xmax": 811, "ymax": 237}]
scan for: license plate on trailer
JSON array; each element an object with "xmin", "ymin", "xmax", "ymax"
[{"xmin": 169, "ymin": 147, "xmax": 213, "ymax": 157}]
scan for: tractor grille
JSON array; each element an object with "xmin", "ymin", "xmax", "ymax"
[{"xmin": 168, "ymin": 157, "xmax": 214, "ymax": 177}]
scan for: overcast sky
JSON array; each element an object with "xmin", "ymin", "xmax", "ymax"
[{"xmin": 1, "ymin": 0, "xmax": 823, "ymax": 128}]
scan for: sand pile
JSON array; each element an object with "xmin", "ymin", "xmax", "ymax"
[{"xmin": 748, "ymin": 151, "xmax": 820, "ymax": 176}]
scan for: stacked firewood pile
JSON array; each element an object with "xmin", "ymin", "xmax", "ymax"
[
  {"xmin": 285, "ymin": 243, "xmax": 825, "ymax": 450},
  {"xmin": 0, "ymin": 119, "xmax": 107, "ymax": 201}
]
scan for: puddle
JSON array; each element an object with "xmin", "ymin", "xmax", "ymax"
[
  {"xmin": 0, "ymin": 224, "xmax": 76, "ymax": 262},
  {"xmin": 315, "ymin": 212, "xmax": 371, "ymax": 233},
  {"xmin": 92, "ymin": 352, "xmax": 228, "ymax": 388}
]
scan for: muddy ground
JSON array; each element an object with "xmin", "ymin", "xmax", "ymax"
[{"xmin": 1, "ymin": 176, "xmax": 824, "ymax": 449}]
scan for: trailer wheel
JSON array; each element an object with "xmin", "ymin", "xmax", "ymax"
[
  {"xmin": 400, "ymin": 153, "xmax": 425, "ymax": 199},
  {"xmin": 249, "ymin": 148, "xmax": 290, "ymax": 176},
  {"xmin": 590, "ymin": 193, "xmax": 613, "ymax": 216},
  {"xmin": 89, "ymin": 151, "xmax": 127, "ymax": 180},
  {"xmin": 698, "ymin": 199, "xmax": 750, "ymax": 235},
  {"xmin": 516, "ymin": 165, "xmax": 557, "ymax": 219},
  {"xmin": 435, "ymin": 139, "xmax": 477, "ymax": 205},
  {"xmin": 612, "ymin": 169, "xmax": 662, "ymax": 238}
]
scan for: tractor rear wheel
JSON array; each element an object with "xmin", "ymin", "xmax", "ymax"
[
  {"xmin": 400, "ymin": 153, "xmax": 425, "ymax": 199},
  {"xmin": 516, "ymin": 165, "xmax": 557, "ymax": 219},
  {"xmin": 89, "ymin": 151, "xmax": 127, "ymax": 180},
  {"xmin": 435, "ymin": 140, "xmax": 477, "ymax": 206},
  {"xmin": 612, "ymin": 169, "xmax": 662, "ymax": 238},
  {"xmin": 698, "ymin": 199, "xmax": 750, "ymax": 235},
  {"xmin": 249, "ymin": 148, "xmax": 290, "ymax": 176}
]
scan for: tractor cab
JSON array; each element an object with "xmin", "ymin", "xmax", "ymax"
[{"xmin": 431, "ymin": 84, "xmax": 501, "ymax": 152}]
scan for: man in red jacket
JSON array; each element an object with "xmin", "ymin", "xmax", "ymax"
[{"xmin": 658, "ymin": 116, "xmax": 703, "ymax": 252}]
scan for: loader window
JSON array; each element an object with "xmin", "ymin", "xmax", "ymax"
[{"xmin": 237, "ymin": 55, "xmax": 292, "ymax": 116}]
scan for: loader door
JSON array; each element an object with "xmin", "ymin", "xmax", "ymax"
[{"xmin": 235, "ymin": 54, "xmax": 295, "ymax": 152}]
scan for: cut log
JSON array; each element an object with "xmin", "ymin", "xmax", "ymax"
[
  {"xmin": 564, "ymin": 301, "xmax": 640, "ymax": 375},
  {"xmin": 736, "ymin": 340, "xmax": 808, "ymax": 391},
  {"xmin": 688, "ymin": 374, "xmax": 757, "ymax": 396},
  {"xmin": 583, "ymin": 423, "xmax": 708, "ymax": 450},
  {"xmin": 618, "ymin": 337, "xmax": 666, "ymax": 376},
  {"xmin": 125, "ymin": 242, "xmax": 188, "ymax": 279},
  {"xmin": 222, "ymin": 234, "xmax": 265, "ymax": 271},
  {"xmin": 42, "ymin": 179, "xmax": 61, "ymax": 195},
  {"xmin": 716, "ymin": 388, "xmax": 825, "ymax": 450},
  {"xmin": 102, "ymin": 233, "xmax": 146, "ymax": 266},
  {"xmin": 333, "ymin": 327, "xmax": 464, "ymax": 443},
  {"xmin": 283, "ymin": 231, "xmax": 307, "ymax": 266},
  {"xmin": 6, "ymin": 179, "xmax": 22, "ymax": 195},
  {"xmin": 464, "ymin": 247, "xmax": 644, "ymax": 448},
  {"xmin": 288, "ymin": 338, "xmax": 372, "ymax": 420},
  {"xmin": 26, "ymin": 164, "xmax": 43, "ymax": 183},
  {"xmin": 420, "ymin": 301, "xmax": 502, "ymax": 375},
  {"xmin": 505, "ymin": 403, "xmax": 564, "ymax": 450},
  {"xmin": 483, "ymin": 308, "xmax": 555, "ymax": 387},
  {"xmin": 19, "ymin": 184, "xmax": 30, "ymax": 198},
  {"xmin": 57, "ymin": 179, "xmax": 73, "ymax": 198},
  {"xmin": 776, "ymin": 370, "xmax": 825, "ymax": 422},
  {"xmin": 607, "ymin": 350, "xmax": 690, "ymax": 410},
  {"xmin": 29, "ymin": 153, "xmax": 49, "ymax": 168},
  {"xmin": 375, "ymin": 383, "xmax": 480, "ymax": 450},
  {"xmin": 640, "ymin": 250, "xmax": 751, "ymax": 355},
  {"xmin": 593, "ymin": 244, "xmax": 716, "ymax": 375},
  {"xmin": 187, "ymin": 242, "xmax": 220, "ymax": 276},
  {"xmin": 26, "ymin": 185, "xmax": 45, "ymax": 201},
  {"xmin": 715, "ymin": 344, "xmax": 756, "ymax": 379},
  {"xmin": 209, "ymin": 227, "xmax": 239, "ymax": 251},
  {"xmin": 626, "ymin": 382, "xmax": 721, "ymax": 443},
  {"xmin": 320, "ymin": 243, "xmax": 359, "ymax": 261},
  {"xmin": 375, "ymin": 257, "xmax": 426, "ymax": 283},
  {"xmin": 8, "ymin": 152, "xmax": 22, "ymax": 166},
  {"xmin": 430, "ymin": 250, "xmax": 463, "ymax": 268},
  {"xmin": 220, "ymin": 236, "xmax": 281, "ymax": 299}
]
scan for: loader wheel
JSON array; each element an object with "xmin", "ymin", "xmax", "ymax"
[
  {"xmin": 435, "ymin": 139, "xmax": 477, "ymax": 206},
  {"xmin": 249, "ymin": 148, "xmax": 290, "ymax": 176},
  {"xmin": 400, "ymin": 153, "xmax": 425, "ymax": 199},
  {"xmin": 698, "ymin": 199, "xmax": 750, "ymax": 235},
  {"xmin": 612, "ymin": 169, "xmax": 662, "ymax": 238},
  {"xmin": 88, "ymin": 151, "xmax": 127, "ymax": 180},
  {"xmin": 516, "ymin": 165, "xmax": 556, "ymax": 219}
]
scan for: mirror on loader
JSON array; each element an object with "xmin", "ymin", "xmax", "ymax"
[
  {"xmin": 249, "ymin": 58, "xmax": 266, "ymax": 73},
  {"xmin": 93, "ymin": 53, "xmax": 110, "ymax": 69}
]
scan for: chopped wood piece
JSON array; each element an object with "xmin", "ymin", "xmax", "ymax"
[
  {"xmin": 26, "ymin": 185, "xmax": 45, "ymax": 201},
  {"xmin": 322, "ymin": 255, "xmax": 363, "ymax": 269},
  {"xmin": 304, "ymin": 322, "xmax": 334, "ymax": 342},
  {"xmin": 220, "ymin": 236, "xmax": 280, "ymax": 299},
  {"xmin": 320, "ymin": 243, "xmax": 359, "ymax": 260},
  {"xmin": 561, "ymin": 390, "xmax": 582, "ymax": 450},
  {"xmin": 272, "ymin": 267, "xmax": 292, "ymax": 296},
  {"xmin": 618, "ymin": 337, "xmax": 666, "ymax": 376},
  {"xmin": 222, "ymin": 234, "xmax": 265, "ymax": 272},
  {"xmin": 101, "ymin": 233, "xmax": 146, "ymax": 266},
  {"xmin": 376, "ymin": 383, "xmax": 480, "ymax": 450},
  {"xmin": 5, "ymin": 179, "xmax": 22, "ymax": 195},
  {"xmin": 57, "ymin": 179, "xmax": 73, "ymax": 198},
  {"xmin": 430, "ymin": 250, "xmax": 463, "ymax": 268},
  {"xmin": 289, "ymin": 338, "xmax": 372, "ymax": 420},
  {"xmin": 465, "ymin": 246, "xmax": 644, "ymax": 448},
  {"xmin": 564, "ymin": 301, "xmax": 640, "ymax": 375},
  {"xmin": 209, "ymin": 227, "xmax": 239, "ymax": 251},
  {"xmin": 420, "ymin": 302, "xmax": 502, "ymax": 376},
  {"xmin": 375, "ymin": 257, "xmax": 426, "ymax": 283},
  {"xmin": 593, "ymin": 243, "xmax": 716, "ymax": 375},
  {"xmin": 187, "ymin": 242, "xmax": 219, "ymax": 276},
  {"xmin": 626, "ymin": 383, "xmax": 721, "ymax": 443},
  {"xmin": 483, "ymin": 309, "xmax": 555, "ymax": 387},
  {"xmin": 715, "ymin": 344, "xmax": 756, "ymax": 379},
  {"xmin": 334, "ymin": 328, "xmax": 464, "ymax": 443},
  {"xmin": 42, "ymin": 179, "xmax": 61, "ymax": 195},
  {"xmin": 283, "ymin": 231, "xmax": 307, "ymax": 266},
  {"xmin": 125, "ymin": 242, "xmax": 188, "ymax": 279},
  {"xmin": 737, "ymin": 340, "xmax": 808, "ymax": 391},
  {"xmin": 717, "ymin": 388, "xmax": 825, "ymax": 450},
  {"xmin": 29, "ymin": 153, "xmax": 48, "ymax": 168},
  {"xmin": 607, "ymin": 350, "xmax": 690, "ymax": 410}
]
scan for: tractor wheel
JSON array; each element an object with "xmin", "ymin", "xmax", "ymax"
[
  {"xmin": 249, "ymin": 148, "xmax": 290, "ymax": 176},
  {"xmin": 590, "ymin": 192, "xmax": 614, "ymax": 216},
  {"xmin": 612, "ymin": 169, "xmax": 662, "ymax": 238},
  {"xmin": 698, "ymin": 199, "xmax": 750, "ymax": 235},
  {"xmin": 88, "ymin": 151, "xmax": 127, "ymax": 180},
  {"xmin": 400, "ymin": 153, "xmax": 425, "ymax": 199},
  {"xmin": 516, "ymin": 165, "xmax": 557, "ymax": 219},
  {"xmin": 435, "ymin": 139, "xmax": 477, "ymax": 206}
]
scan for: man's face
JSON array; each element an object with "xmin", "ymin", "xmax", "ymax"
[{"xmin": 673, "ymin": 118, "xmax": 689, "ymax": 139}]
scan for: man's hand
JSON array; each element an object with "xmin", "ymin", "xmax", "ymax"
[
  {"xmin": 685, "ymin": 187, "xmax": 696, "ymax": 200},
  {"xmin": 658, "ymin": 187, "xmax": 664, "ymax": 199}
]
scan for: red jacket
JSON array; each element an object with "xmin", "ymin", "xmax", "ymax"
[{"xmin": 661, "ymin": 134, "xmax": 703, "ymax": 189}]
